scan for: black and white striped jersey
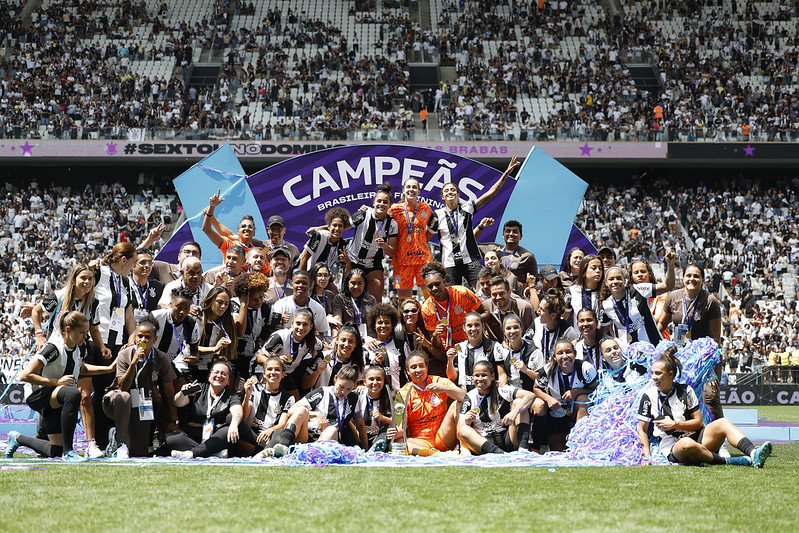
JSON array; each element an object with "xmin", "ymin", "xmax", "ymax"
[
  {"xmin": 493, "ymin": 340, "xmax": 541, "ymax": 390},
  {"xmin": 638, "ymin": 382, "xmax": 700, "ymax": 455},
  {"xmin": 94, "ymin": 264, "xmax": 131, "ymax": 346},
  {"xmin": 304, "ymin": 229, "xmax": 348, "ymax": 269},
  {"xmin": 451, "ymin": 338, "xmax": 495, "ymax": 390},
  {"xmin": 302, "ymin": 385, "xmax": 362, "ymax": 427},
  {"xmin": 433, "ymin": 199, "xmax": 482, "ymax": 268},
  {"xmin": 460, "ymin": 384, "xmax": 519, "ymax": 436},
  {"xmin": 250, "ymin": 388, "xmax": 296, "ymax": 431},
  {"xmin": 260, "ymin": 329, "xmax": 321, "ymax": 376},
  {"xmin": 148, "ymin": 308, "xmax": 201, "ymax": 370},
  {"xmin": 346, "ymin": 207, "xmax": 399, "ymax": 269},
  {"xmin": 599, "ymin": 283, "xmax": 661, "ymax": 348},
  {"xmin": 536, "ymin": 360, "xmax": 598, "ymax": 418},
  {"xmin": 30, "ymin": 340, "xmax": 87, "ymax": 392},
  {"xmin": 364, "ymin": 336, "xmax": 406, "ymax": 390}
]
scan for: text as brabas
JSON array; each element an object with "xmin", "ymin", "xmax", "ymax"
[{"xmin": 283, "ymin": 157, "xmax": 486, "ymax": 207}]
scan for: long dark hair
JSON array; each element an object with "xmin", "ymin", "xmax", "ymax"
[
  {"xmin": 576, "ymin": 253, "xmax": 604, "ymax": 289},
  {"xmin": 292, "ymin": 307, "xmax": 319, "ymax": 354},
  {"xmin": 201, "ymin": 286, "xmax": 238, "ymax": 359},
  {"xmin": 335, "ymin": 323, "xmax": 365, "ymax": 373},
  {"xmin": 472, "ymin": 360, "xmax": 499, "ymax": 417},
  {"xmin": 341, "ymin": 268, "xmax": 367, "ymax": 299},
  {"xmin": 655, "ymin": 345, "xmax": 682, "ymax": 378},
  {"xmin": 364, "ymin": 364, "xmax": 392, "ymax": 416}
]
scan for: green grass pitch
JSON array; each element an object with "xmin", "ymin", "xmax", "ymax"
[{"xmin": 1, "ymin": 407, "xmax": 797, "ymax": 532}]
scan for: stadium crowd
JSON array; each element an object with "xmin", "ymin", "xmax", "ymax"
[{"xmin": 1, "ymin": 0, "xmax": 798, "ymax": 142}]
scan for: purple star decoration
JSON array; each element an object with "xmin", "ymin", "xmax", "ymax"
[
  {"xmin": 579, "ymin": 143, "xmax": 593, "ymax": 157},
  {"xmin": 19, "ymin": 142, "xmax": 35, "ymax": 156}
]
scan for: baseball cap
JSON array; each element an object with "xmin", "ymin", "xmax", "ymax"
[
  {"xmin": 269, "ymin": 245, "xmax": 291, "ymax": 259},
  {"xmin": 540, "ymin": 265, "xmax": 558, "ymax": 280},
  {"xmin": 267, "ymin": 215, "xmax": 285, "ymax": 227}
]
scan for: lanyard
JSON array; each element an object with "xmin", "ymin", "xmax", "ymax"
[
  {"xmin": 111, "ymin": 271, "xmax": 123, "ymax": 308},
  {"xmin": 446, "ymin": 207, "xmax": 460, "ymax": 242},
  {"xmin": 412, "ymin": 378, "xmax": 429, "ymax": 392},
  {"xmin": 206, "ymin": 387, "xmax": 224, "ymax": 420},
  {"xmin": 657, "ymin": 385, "xmax": 675, "ymax": 415},
  {"xmin": 351, "ymin": 296, "xmax": 364, "ymax": 325},
  {"xmin": 558, "ymin": 368, "xmax": 577, "ymax": 397},
  {"xmin": 582, "ymin": 288, "xmax": 595, "ymax": 313},
  {"xmin": 169, "ymin": 315, "xmax": 186, "ymax": 353},
  {"xmin": 275, "ymin": 277, "xmax": 289, "ymax": 300},
  {"xmin": 133, "ymin": 350, "xmax": 155, "ymax": 389},
  {"xmin": 612, "ymin": 292, "xmax": 631, "ymax": 333},
  {"xmin": 374, "ymin": 212, "xmax": 387, "ymax": 239},
  {"xmin": 543, "ymin": 325, "xmax": 559, "ymax": 360},
  {"xmin": 474, "ymin": 391, "xmax": 487, "ymax": 412},
  {"xmin": 335, "ymin": 396, "xmax": 348, "ymax": 432},
  {"xmin": 133, "ymin": 278, "xmax": 149, "ymax": 309},
  {"xmin": 433, "ymin": 290, "xmax": 452, "ymax": 346},
  {"xmin": 289, "ymin": 335, "xmax": 300, "ymax": 359},
  {"xmin": 404, "ymin": 201, "xmax": 418, "ymax": 240},
  {"xmin": 586, "ymin": 343, "xmax": 600, "ymax": 369},
  {"xmin": 313, "ymin": 292, "xmax": 326, "ymax": 309},
  {"xmin": 502, "ymin": 248, "xmax": 519, "ymax": 268},
  {"xmin": 682, "ymin": 291, "xmax": 699, "ymax": 331},
  {"xmin": 210, "ymin": 319, "xmax": 229, "ymax": 339}
]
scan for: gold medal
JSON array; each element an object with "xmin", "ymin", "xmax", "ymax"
[
  {"xmin": 627, "ymin": 335, "xmax": 633, "ymax": 344},
  {"xmin": 455, "ymin": 345, "xmax": 462, "ymax": 353},
  {"xmin": 406, "ymin": 235, "xmax": 412, "ymax": 242},
  {"xmin": 378, "ymin": 347, "xmax": 388, "ymax": 356},
  {"xmin": 440, "ymin": 318, "xmax": 449, "ymax": 327},
  {"xmin": 114, "ymin": 308, "xmax": 123, "ymax": 316},
  {"xmin": 685, "ymin": 331, "xmax": 692, "ymax": 340},
  {"xmin": 510, "ymin": 356, "xmax": 519, "ymax": 364},
  {"xmin": 473, "ymin": 406, "xmax": 481, "ymax": 415},
  {"xmin": 324, "ymin": 354, "xmax": 332, "ymax": 362},
  {"xmin": 452, "ymin": 237, "xmax": 460, "ymax": 245},
  {"xmin": 285, "ymin": 354, "xmax": 294, "ymax": 364},
  {"xmin": 137, "ymin": 341, "xmax": 147, "ymax": 350}
]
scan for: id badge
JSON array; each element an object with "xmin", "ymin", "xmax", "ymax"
[
  {"xmin": 202, "ymin": 419, "xmax": 214, "ymax": 442},
  {"xmin": 129, "ymin": 388, "xmax": 140, "ymax": 408},
  {"xmin": 110, "ymin": 307, "xmax": 124, "ymax": 330},
  {"xmin": 358, "ymin": 323, "xmax": 367, "ymax": 338},
  {"xmin": 138, "ymin": 390, "xmax": 154, "ymax": 421},
  {"xmin": 675, "ymin": 324, "xmax": 689, "ymax": 345}
]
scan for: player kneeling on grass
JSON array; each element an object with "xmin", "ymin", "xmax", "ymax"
[
  {"xmin": 6, "ymin": 312, "xmax": 115, "ymax": 462},
  {"xmin": 257, "ymin": 365, "xmax": 368, "ymax": 457},
  {"xmin": 637, "ymin": 346, "xmax": 772, "ymax": 467},
  {"xmin": 457, "ymin": 361, "xmax": 534, "ymax": 454}
]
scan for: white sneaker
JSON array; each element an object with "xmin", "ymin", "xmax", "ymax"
[
  {"xmin": 212, "ymin": 449, "xmax": 229, "ymax": 459},
  {"xmin": 718, "ymin": 445, "xmax": 731, "ymax": 458},
  {"xmin": 86, "ymin": 441, "xmax": 105, "ymax": 459},
  {"xmin": 113, "ymin": 444, "xmax": 129, "ymax": 459},
  {"xmin": 171, "ymin": 449, "xmax": 193, "ymax": 460}
]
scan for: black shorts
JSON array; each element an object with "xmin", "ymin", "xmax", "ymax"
[
  {"xmin": 485, "ymin": 430, "xmax": 515, "ymax": 452},
  {"xmin": 353, "ymin": 262, "xmax": 384, "ymax": 276},
  {"xmin": 545, "ymin": 414, "xmax": 573, "ymax": 436},
  {"xmin": 666, "ymin": 428, "xmax": 705, "ymax": 463},
  {"xmin": 26, "ymin": 386, "xmax": 55, "ymax": 412}
]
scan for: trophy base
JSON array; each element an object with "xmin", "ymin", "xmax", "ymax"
[{"xmin": 389, "ymin": 442, "xmax": 407, "ymax": 454}]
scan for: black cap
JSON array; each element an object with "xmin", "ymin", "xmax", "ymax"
[
  {"xmin": 269, "ymin": 245, "xmax": 291, "ymax": 259},
  {"xmin": 539, "ymin": 265, "xmax": 558, "ymax": 280},
  {"xmin": 597, "ymin": 246, "xmax": 617, "ymax": 260},
  {"xmin": 267, "ymin": 215, "xmax": 285, "ymax": 227}
]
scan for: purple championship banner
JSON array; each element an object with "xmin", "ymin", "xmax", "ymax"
[
  {"xmin": 248, "ymin": 144, "xmax": 511, "ymax": 246},
  {"xmin": 162, "ymin": 143, "xmax": 592, "ymax": 267}
]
